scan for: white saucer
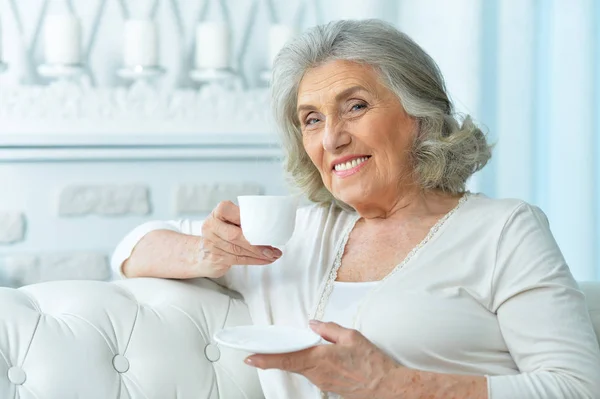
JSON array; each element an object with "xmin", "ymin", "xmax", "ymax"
[{"xmin": 214, "ymin": 325, "xmax": 322, "ymax": 354}]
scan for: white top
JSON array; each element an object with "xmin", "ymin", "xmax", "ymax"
[
  {"xmin": 321, "ymin": 281, "xmax": 380, "ymax": 399},
  {"xmin": 111, "ymin": 194, "xmax": 600, "ymax": 398},
  {"xmin": 321, "ymin": 281, "xmax": 380, "ymax": 328}
]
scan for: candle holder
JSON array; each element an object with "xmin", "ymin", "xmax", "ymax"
[
  {"xmin": 37, "ymin": 63, "xmax": 85, "ymax": 81},
  {"xmin": 258, "ymin": 24, "xmax": 297, "ymax": 87},
  {"xmin": 117, "ymin": 65, "xmax": 166, "ymax": 82},
  {"xmin": 190, "ymin": 67, "xmax": 241, "ymax": 90}
]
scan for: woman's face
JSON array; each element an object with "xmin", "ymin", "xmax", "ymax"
[{"xmin": 297, "ymin": 60, "xmax": 417, "ymax": 209}]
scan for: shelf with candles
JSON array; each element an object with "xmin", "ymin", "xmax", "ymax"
[
  {"xmin": 259, "ymin": 24, "xmax": 297, "ymax": 85},
  {"xmin": 117, "ymin": 65, "xmax": 166, "ymax": 81},
  {"xmin": 37, "ymin": 5, "xmax": 85, "ymax": 81},
  {"xmin": 117, "ymin": 19, "xmax": 166, "ymax": 83},
  {"xmin": 190, "ymin": 21, "xmax": 241, "ymax": 89},
  {"xmin": 190, "ymin": 67, "xmax": 239, "ymax": 86},
  {"xmin": 37, "ymin": 64, "xmax": 85, "ymax": 80}
]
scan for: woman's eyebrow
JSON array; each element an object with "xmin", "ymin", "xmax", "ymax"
[
  {"xmin": 297, "ymin": 85, "xmax": 369, "ymax": 114},
  {"xmin": 333, "ymin": 85, "xmax": 368, "ymax": 102},
  {"xmin": 297, "ymin": 103, "xmax": 317, "ymax": 114}
]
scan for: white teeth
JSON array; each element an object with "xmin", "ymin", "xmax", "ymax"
[{"xmin": 334, "ymin": 157, "xmax": 369, "ymax": 171}]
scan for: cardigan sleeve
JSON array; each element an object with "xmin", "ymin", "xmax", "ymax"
[
  {"xmin": 110, "ymin": 219, "xmax": 256, "ymax": 293},
  {"xmin": 486, "ymin": 203, "xmax": 600, "ymax": 398},
  {"xmin": 110, "ymin": 219, "xmax": 204, "ymax": 279}
]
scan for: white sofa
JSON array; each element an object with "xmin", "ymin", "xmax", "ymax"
[{"xmin": 1, "ymin": 277, "xmax": 599, "ymax": 399}]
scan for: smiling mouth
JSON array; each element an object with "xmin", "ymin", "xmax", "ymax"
[{"xmin": 333, "ymin": 156, "xmax": 371, "ymax": 171}]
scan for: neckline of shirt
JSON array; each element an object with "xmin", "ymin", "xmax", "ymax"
[{"xmin": 333, "ymin": 280, "xmax": 381, "ymax": 285}]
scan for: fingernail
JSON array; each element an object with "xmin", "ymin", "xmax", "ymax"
[
  {"xmin": 244, "ymin": 357, "xmax": 253, "ymax": 365},
  {"xmin": 309, "ymin": 319, "xmax": 321, "ymax": 326},
  {"xmin": 272, "ymin": 248, "xmax": 282, "ymax": 257},
  {"xmin": 262, "ymin": 249, "xmax": 274, "ymax": 258}
]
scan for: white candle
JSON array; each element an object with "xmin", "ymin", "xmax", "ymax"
[
  {"xmin": 195, "ymin": 22, "xmax": 229, "ymax": 69},
  {"xmin": 268, "ymin": 24, "xmax": 295, "ymax": 68},
  {"xmin": 124, "ymin": 20, "xmax": 158, "ymax": 67},
  {"xmin": 44, "ymin": 15, "xmax": 82, "ymax": 65}
]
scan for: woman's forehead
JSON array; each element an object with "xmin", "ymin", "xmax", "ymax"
[{"xmin": 297, "ymin": 61, "xmax": 383, "ymax": 106}]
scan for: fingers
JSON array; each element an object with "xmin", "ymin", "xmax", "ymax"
[
  {"xmin": 216, "ymin": 238, "xmax": 282, "ymax": 262},
  {"xmin": 212, "ymin": 201, "xmax": 241, "ymax": 226},
  {"xmin": 205, "ymin": 221, "xmax": 281, "ymax": 258},
  {"xmin": 309, "ymin": 320, "xmax": 362, "ymax": 345},
  {"xmin": 203, "ymin": 201, "xmax": 283, "ymax": 266},
  {"xmin": 205, "ymin": 205, "xmax": 282, "ymax": 260},
  {"xmin": 201, "ymin": 243, "xmax": 275, "ymax": 266},
  {"xmin": 246, "ymin": 347, "xmax": 317, "ymax": 372}
]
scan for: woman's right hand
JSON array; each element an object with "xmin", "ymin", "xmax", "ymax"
[{"xmin": 199, "ymin": 201, "xmax": 283, "ymax": 278}]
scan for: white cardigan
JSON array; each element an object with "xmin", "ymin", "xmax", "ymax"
[{"xmin": 111, "ymin": 194, "xmax": 600, "ymax": 398}]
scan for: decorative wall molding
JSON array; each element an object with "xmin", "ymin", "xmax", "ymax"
[
  {"xmin": 0, "ymin": 132, "xmax": 278, "ymax": 146},
  {"xmin": 59, "ymin": 185, "xmax": 151, "ymax": 216},
  {"xmin": 1, "ymin": 252, "xmax": 110, "ymax": 287},
  {"xmin": 0, "ymin": 82, "xmax": 283, "ymax": 162},
  {"xmin": 0, "ymin": 213, "xmax": 26, "ymax": 244},
  {"xmin": 176, "ymin": 182, "xmax": 263, "ymax": 214},
  {"xmin": 1, "ymin": 255, "xmax": 38, "ymax": 286},
  {"xmin": 0, "ymin": 128, "xmax": 282, "ymax": 161},
  {"xmin": 0, "ymin": 146, "xmax": 283, "ymax": 162},
  {"xmin": 0, "ymin": 83, "xmax": 273, "ymax": 135}
]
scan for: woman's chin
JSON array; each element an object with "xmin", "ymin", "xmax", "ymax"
[{"xmin": 333, "ymin": 189, "xmax": 370, "ymax": 208}]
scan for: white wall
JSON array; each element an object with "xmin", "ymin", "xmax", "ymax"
[{"xmin": 0, "ymin": 0, "xmax": 598, "ymax": 284}]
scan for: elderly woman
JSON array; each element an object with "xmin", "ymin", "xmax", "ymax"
[{"xmin": 111, "ymin": 20, "xmax": 600, "ymax": 399}]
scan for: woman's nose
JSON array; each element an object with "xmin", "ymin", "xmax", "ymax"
[{"xmin": 322, "ymin": 119, "xmax": 351, "ymax": 153}]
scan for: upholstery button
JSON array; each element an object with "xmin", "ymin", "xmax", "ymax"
[
  {"xmin": 112, "ymin": 354, "xmax": 130, "ymax": 373},
  {"xmin": 204, "ymin": 344, "xmax": 220, "ymax": 362},
  {"xmin": 7, "ymin": 366, "xmax": 26, "ymax": 385}
]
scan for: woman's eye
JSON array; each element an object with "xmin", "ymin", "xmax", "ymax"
[
  {"xmin": 350, "ymin": 102, "xmax": 367, "ymax": 112},
  {"xmin": 305, "ymin": 117, "xmax": 320, "ymax": 126}
]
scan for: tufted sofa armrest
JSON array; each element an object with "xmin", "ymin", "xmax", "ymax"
[{"xmin": 0, "ymin": 277, "xmax": 264, "ymax": 399}]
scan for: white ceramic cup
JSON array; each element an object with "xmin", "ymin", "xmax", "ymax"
[{"xmin": 237, "ymin": 195, "xmax": 298, "ymax": 246}]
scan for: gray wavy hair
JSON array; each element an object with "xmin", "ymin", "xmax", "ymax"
[{"xmin": 271, "ymin": 19, "xmax": 492, "ymax": 208}]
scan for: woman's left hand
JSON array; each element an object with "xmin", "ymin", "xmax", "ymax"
[{"xmin": 245, "ymin": 320, "xmax": 401, "ymax": 398}]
